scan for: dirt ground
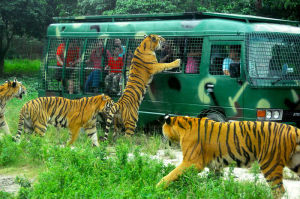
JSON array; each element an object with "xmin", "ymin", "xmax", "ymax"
[
  {"xmin": 1, "ymin": 149, "xmax": 299, "ymax": 199},
  {"xmin": 0, "ymin": 175, "xmax": 20, "ymax": 194}
]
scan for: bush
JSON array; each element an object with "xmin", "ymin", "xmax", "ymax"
[{"xmin": 0, "ymin": 135, "xmax": 22, "ymax": 166}]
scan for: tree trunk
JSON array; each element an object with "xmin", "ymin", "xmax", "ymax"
[{"xmin": 0, "ymin": 55, "xmax": 4, "ymax": 77}]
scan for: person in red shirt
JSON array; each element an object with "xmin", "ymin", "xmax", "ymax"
[
  {"xmin": 105, "ymin": 46, "xmax": 124, "ymax": 95},
  {"xmin": 56, "ymin": 40, "xmax": 81, "ymax": 94}
]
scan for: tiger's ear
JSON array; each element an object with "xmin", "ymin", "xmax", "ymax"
[
  {"xmin": 164, "ymin": 114, "xmax": 171, "ymax": 125},
  {"xmin": 144, "ymin": 34, "xmax": 148, "ymax": 38},
  {"xmin": 12, "ymin": 78, "xmax": 17, "ymax": 87},
  {"xmin": 7, "ymin": 80, "xmax": 11, "ymax": 87},
  {"xmin": 101, "ymin": 94, "xmax": 106, "ymax": 100}
]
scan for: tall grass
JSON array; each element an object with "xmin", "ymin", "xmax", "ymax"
[{"xmin": 4, "ymin": 59, "xmax": 40, "ymax": 76}]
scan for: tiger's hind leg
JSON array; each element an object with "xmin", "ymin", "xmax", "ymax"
[
  {"xmin": 84, "ymin": 123, "xmax": 99, "ymax": 147},
  {"xmin": 67, "ymin": 125, "xmax": 81, "ymax": 146},
  {"xmin": 124, "ymin": 119, "xmax": 136, "ymax": 137},
  {"xmin": 287, "ymin": 150, "xmax": 300, "ymax": 178},
  {"xmin": 33, "ymin": 124, "xmax": 47, "ymax": 137},
  {"xmin": 259, "ymin": 163, "xmax": 285, "ymax": 198}
]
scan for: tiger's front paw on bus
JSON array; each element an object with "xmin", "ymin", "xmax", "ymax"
[{"xmin": 174, "ymin": 59, "xmax": 181, "ymax": 67}]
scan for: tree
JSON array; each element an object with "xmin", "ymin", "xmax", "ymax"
[
  {"xmin": 78, "ymin": 0, "xmax": 117, "ymax": 15},
  {"xmin": 0, "ymin": 0, "xmax": 48, "ymax": 76}
]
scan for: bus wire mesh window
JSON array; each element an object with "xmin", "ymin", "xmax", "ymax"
[
  {"xmin": 158, "ymin": 37, "xmax": 185, "ymax": 73},
  {"xmin": 210, "ymin": 45, "xmax": 241, "ymax": 76},
  {"xmin": 104, "ymin": 38, "xmax": 126, "ymax": 96},
  {"xmin": 60, "ymin": 39, "xmax": 84, "ymax": 94},
  {"xmin": 185, "ymin": 38, "xmax": 203, "ymax": 74},
  {"xmin": 83, "ymin": 39, "xmax": 105, "ymax": 93},
  {"xmin": 247, "ymin": 33, "xmax": 300, "ymax": 87},
  {"xmin": 44, "ymin": 38, "xmax": 66, "ymax": 91}
]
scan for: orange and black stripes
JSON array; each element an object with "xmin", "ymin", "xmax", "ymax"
[
  {"xmin": 104, "ymin": 34, "xmax": 181, "ymax": 140},
  {"xmin": 158, "ymin": 116, "xmax": 300, "ymax": 198},
  {"xmin": 0, "ymin": 79, "xmax": 26, "ymax": 135},
  {"xmin": 14, "ymin": 94, "xmax": 113, "ymax": 146}
]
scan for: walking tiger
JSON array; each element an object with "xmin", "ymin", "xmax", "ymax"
[
  {"xmin": 13, "ymin": 94, "xmax": 113, "ymax": 146},
  {"xmin": 157, "ymin": 115, "xmax": 300, "ymax": 198}
]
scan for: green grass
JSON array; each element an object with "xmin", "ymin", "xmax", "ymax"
[
  {"xmin": 4, "ymin": 59, "xmax": 40, "ymax": 76},
  {"xmin": 0, "ymin": 75, "xmax": 274, "ymax": 199}
]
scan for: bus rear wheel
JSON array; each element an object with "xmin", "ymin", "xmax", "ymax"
[{"xmin": 199, "ymin": 111, "xmax": 226, "ymax": 122}]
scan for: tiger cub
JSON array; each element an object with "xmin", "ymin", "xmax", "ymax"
[
  {"xmin": 157, "ymin": 115, "xmax": 300, "ymax": 198},
  {"xmin": 13, "ymin": 94, "xmax": 114, "ymax": 146},
  {"xmin": 0, "ymin": 79, "xmax": 26, "ymax": 136}
]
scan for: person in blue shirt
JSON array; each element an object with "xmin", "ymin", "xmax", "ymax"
[{"xmin": 222, "ymin": 46, "xmax": 240, "ymax": 76}]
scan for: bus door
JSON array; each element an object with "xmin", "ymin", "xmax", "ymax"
[{"xmin": 206, "ymin": 40, "xmax": 245, "ymax": 120}]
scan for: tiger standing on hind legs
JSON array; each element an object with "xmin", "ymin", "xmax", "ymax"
[
  {"xmin": 0, "ymin": 79, "xmax": 26, "ymax": 137},
  {"xmin": 103, "ymin": 34, "xmax": 181, "ymax": 141},
  {"xmin": 157, "ymin": 115, "xmax": 300, "ymax": 199}
]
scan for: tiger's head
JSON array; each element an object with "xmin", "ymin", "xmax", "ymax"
[
  {"xmin": 142, "ymin": 34, "xmax": 165, "ymax": 51},
  {"xmin": 162, "ymin": 115, "xmax": 194, "ymax": 143},
  {"xmin": 1, "ymin": 79, "xmax": 26, "ymax": 100},
  {"xmin": 96, "ymin": 94, "xmax": 114, "ymax": 114}
]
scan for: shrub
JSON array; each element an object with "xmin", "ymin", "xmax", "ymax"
[{"xmin": 0, "ymin": 135, "xmax": 22, "ymax": 166}]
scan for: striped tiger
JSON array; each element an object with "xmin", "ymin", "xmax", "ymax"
[
  {"xmin": 157, "ymin": 115, "xmax": 300, "ymax": 198},
  {"xmin": 104, "ymin": 34, "xmax": 181, "ymax": 140},
  {"xmin": 0, "ymin": 79, "xmax": 26, "ymax": 136},
  {"xmin": 13, "ymin": 94, "xmax": 114, "ymax": 146}
]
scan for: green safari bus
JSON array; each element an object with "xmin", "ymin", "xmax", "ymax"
[{"xmin": 38, "ymin": 12, "xmax": 300, "ymax": 127}]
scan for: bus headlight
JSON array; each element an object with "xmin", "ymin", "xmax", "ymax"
[
  {"xmin": 256, "ymin": 109, "xmax": 283, "ymax": 121},
  {"xmin": 266, "ymin": 110, "xmax": 272, "ymax": 119},
  {"xmin": 273, "ymin": 110, "xmax": 280, "ymax": 119}
]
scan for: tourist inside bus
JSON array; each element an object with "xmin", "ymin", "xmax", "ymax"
[
  {"xmin": 56, "ymin": 40, "xmax": 81, "ymax": 94},
  {"xmin": 185, "ymin": 45, "xmax": 202, "ymax": 74},
  {"xmin": 85, "ymin": 40, "xmax": 106, "ymax": 93},
  {"xmin": 104, "ymin": 45, "xmax": 124, "ymax": 95},
  {"xmin": 222, "ymin": 45, "xmax": 240, "ymax": 76}
]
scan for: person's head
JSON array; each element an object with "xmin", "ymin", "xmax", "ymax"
[
  {"xmin": 162, "ymin": 43, "xmax": 171, "ymax": 53},
  {"xmin": 114, "ymin": 38, "xmax": 122, "ymax": 47},
  {"xmin": 96, "ymin": 40, "xmax": 103, "ymax": 49},
  {"xmin": 69, "ymin": 40, "xmax": 79, "ymax": 48},
  {"xmin": 229, "ymin": 46, "xmax": 240, "ymax": 61}
]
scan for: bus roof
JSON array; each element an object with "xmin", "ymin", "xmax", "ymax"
[
  {"xmin": 53, "ymin": 12, "xmax": 299, "ymax": 26},
  {"xmin": 48, "ymin": 12, "xmax": 300, "ymax": 37}
]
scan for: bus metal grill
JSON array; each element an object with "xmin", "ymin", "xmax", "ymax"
[
  {"xmin": 246, "ymin": 32, "xmax": 300, "ymax": 87},
  {"xmin": 39, "ymin": 36, "xmax": 204, "ymax": 96}
]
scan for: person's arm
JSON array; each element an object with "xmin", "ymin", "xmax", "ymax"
[
  {"xmin": 56, "ymin": 55, "xmax": 63, "ymax": 66},
  {"xmin": 222, "ymin": 58, "xmax": 231, "ymax": 76}
]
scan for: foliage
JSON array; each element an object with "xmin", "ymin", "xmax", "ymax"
[
  {"xmin": 4, "ymin": 59, "xmax": 40, "ymax": 76},
  {"xmin": 0, "ymin": 136, "xmax": 22, "ymax": 166},
  {"xmin": 0, "ymin": 0, "xmax": 48, "ymax": 75}
]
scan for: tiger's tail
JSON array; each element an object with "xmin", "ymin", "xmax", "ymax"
[
  {"xmin": 13, "ymin": 108, "xmax": 25, "ymax": 142},
  {"xmin": 103, "ymin": 103, "xmax": 120, "ymax": 141}
]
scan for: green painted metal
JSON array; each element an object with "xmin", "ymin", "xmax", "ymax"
[
  {"xmin": 39, "ymin": 12, "xmax": 300, "ymax": 128},
  {"xmin": 53, "ymin": 12, "xmax": 299, "ymax": 26}
]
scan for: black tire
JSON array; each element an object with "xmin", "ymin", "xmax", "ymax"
[{"xmin": 205, "ymin": 112, "xmax": 226, "ymax": 122}]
